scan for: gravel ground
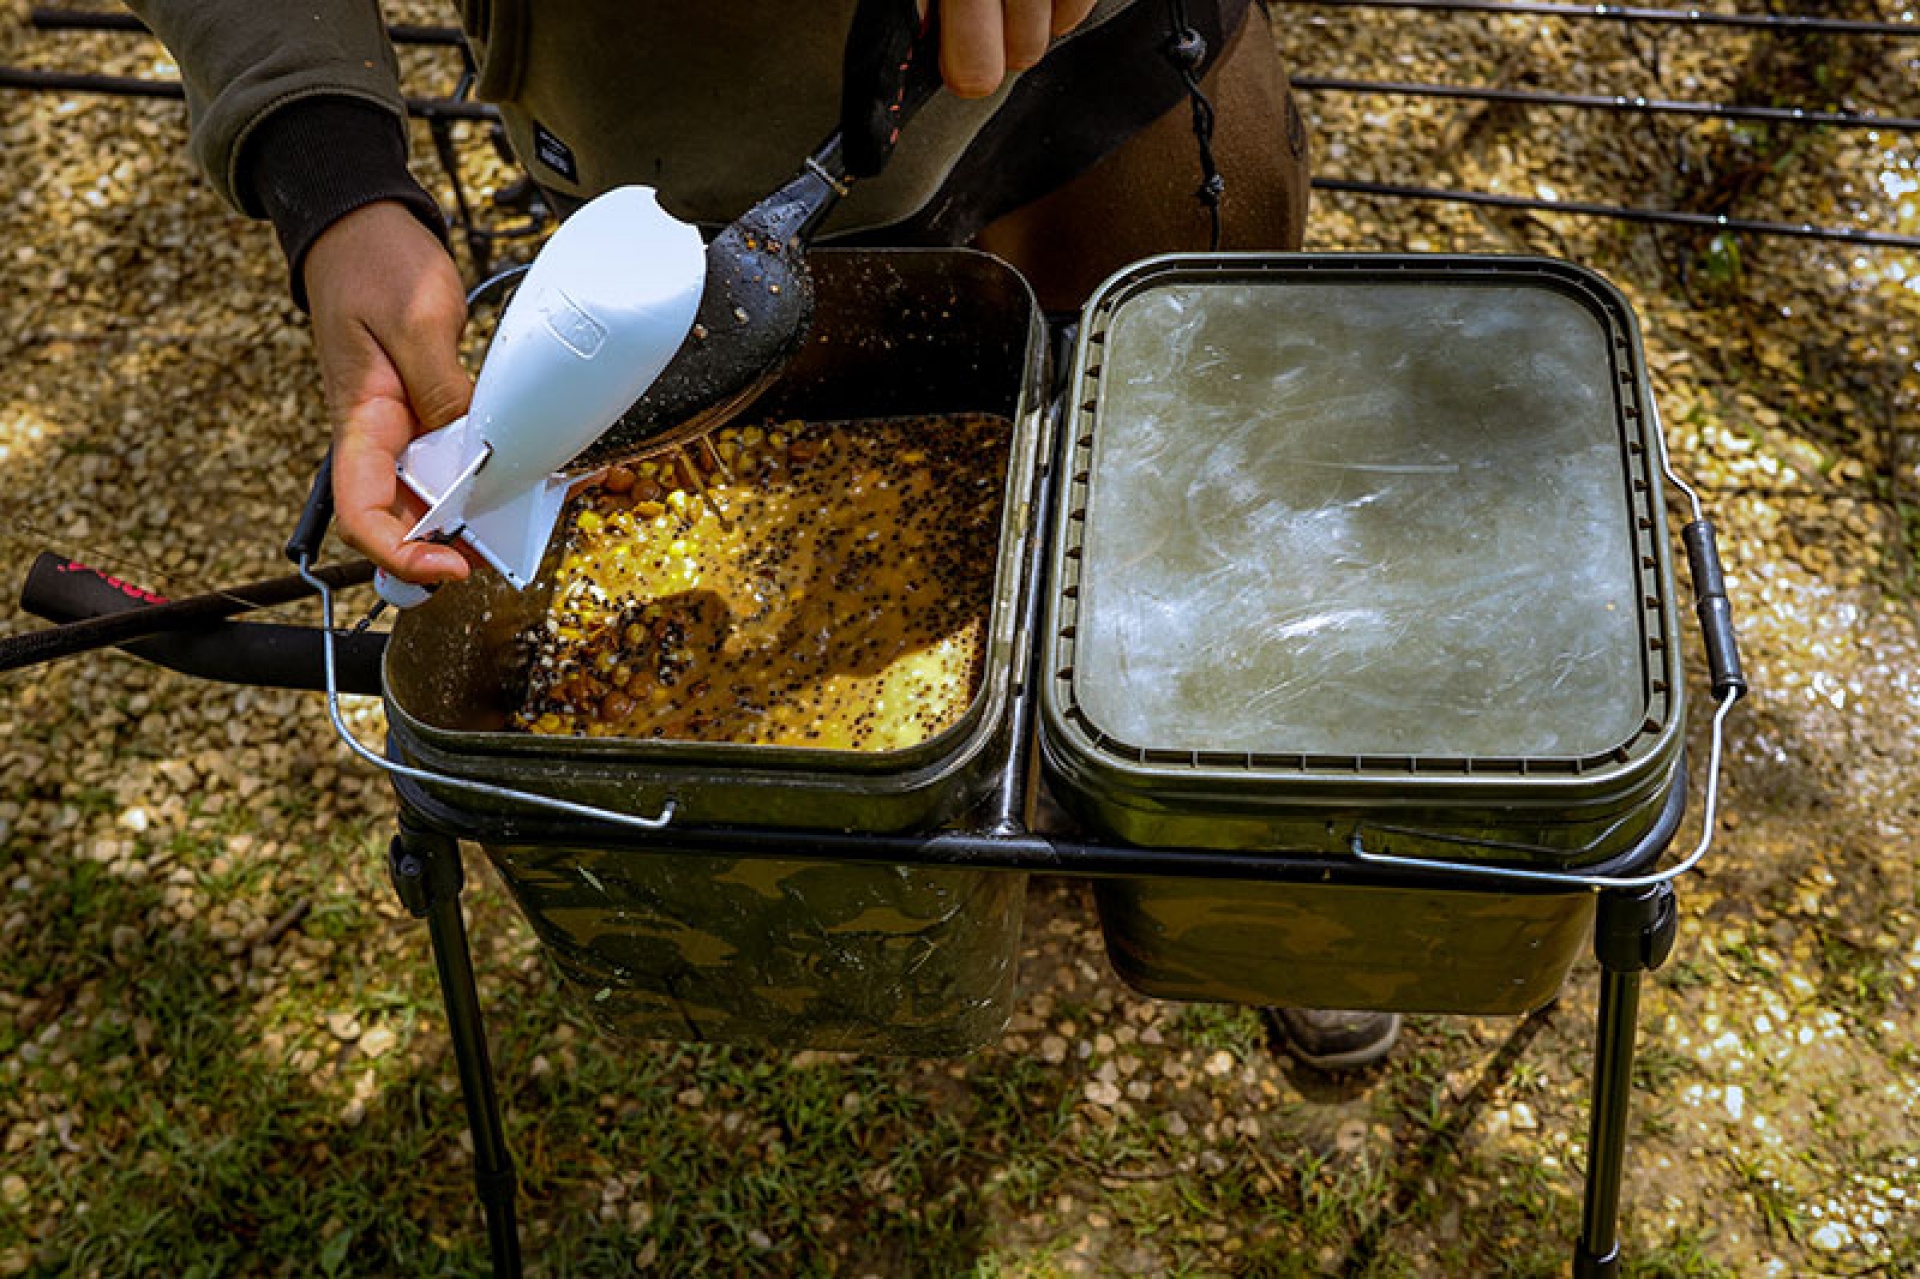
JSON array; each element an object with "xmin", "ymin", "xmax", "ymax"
[{"xmin": 3, "ymin": 2, "xmax": 1919, "ymax": 1276}]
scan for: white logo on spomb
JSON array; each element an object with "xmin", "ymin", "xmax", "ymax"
[{"xmin": 540, "ymin": 291, "xmax": 607, "ymax": 358}]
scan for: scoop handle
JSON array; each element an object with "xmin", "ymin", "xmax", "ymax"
[{"xmin": 839, "ymin": 0, "xmax": 945, "ymax": 179}]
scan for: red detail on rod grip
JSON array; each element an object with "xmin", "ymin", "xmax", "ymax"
[{"xmin": 58, "ymin": 559, "xmax": 168, "ymax": 606}]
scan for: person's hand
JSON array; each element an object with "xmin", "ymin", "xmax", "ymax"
[
  {"xmin": 937, "ymin": 0, "xmax": 1099, "ymax": 98},
  {"xmin": 303, "ymin": 200, "xmax": 475, "ymax": 585}
]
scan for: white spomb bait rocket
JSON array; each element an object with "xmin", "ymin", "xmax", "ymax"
[{"xmin": 391, "ymin": 186, "xmax": 706, "ymax": 592}]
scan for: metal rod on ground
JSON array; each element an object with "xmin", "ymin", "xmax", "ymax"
[
  {"xmin": 1314, "ymin": 177, "xmax": 1920, "ymax": 251},
  {"xmin": 0, "ymin": 65, "xmax": 497, "ymax": 122},
  {"xmin": 427, "ymin": 96, "xmax": 495, "ymax": 276},
  {"xmin": 28, "ymin": 6, "xmax": 466, "ymax": 46},
  {"xmin": 1290, "ymin": 0, "xmax": 1920, "ymax": 39},
  {"xmin": 37, "ymin": 0, "xmax": 1919, "ymax": 44},
  {"xmin": 1293, "ymin": 75, "xmax": 1920, "ymax": 133}
]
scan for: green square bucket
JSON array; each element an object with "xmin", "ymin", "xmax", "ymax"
[
  {"xmin": 383, "ymin": 249, "xmax": 1044, "ymax": 1051},
  {"xmin": 1038, "ymin": 255, "xmax": 1686, "ymax": 1012}
]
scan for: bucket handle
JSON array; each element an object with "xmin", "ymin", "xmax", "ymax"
[
  {"xmin": 295, "ymin": 557, "xmax": 679, "ymax": 834},
  {"xmin": 1349, "ymin": 411, "xmax": 1746, "ymax": 892}
]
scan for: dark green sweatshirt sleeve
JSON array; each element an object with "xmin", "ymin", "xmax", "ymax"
[
  {"xmin": 241, "ymin": 97, "xmax": 445, "ymax": 310},
  {"xmin": 126, "ymin": 2, "xmax": 446, "ymax": 307},
  {"xmin": 127, "ymin": 0, "xmax": 414, "ymax": 214}
]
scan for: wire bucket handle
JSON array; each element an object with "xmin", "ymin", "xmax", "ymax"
[
  {"xmin": 1348, "ymin": 414, "xmax": 1747, "ymax": 891},
  {"xmin": 289, "ymin": 464, "xmax": 679, "ymax": 834}
]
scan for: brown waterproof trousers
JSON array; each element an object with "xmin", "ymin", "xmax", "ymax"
[{"xmin": 975, "ymin": 8, "xmax": 1311, "ymax": 312}]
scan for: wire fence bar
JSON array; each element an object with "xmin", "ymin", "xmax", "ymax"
[
  {"xmin": 9, "ymin": 5, "xmax": 1913, "ymax": 251},
  {"xmin": 1290, "ymin": 0, "xmax": 1920, "ymax": 39},
  {"xmin": 1293, "ymin": 75, "xmax": 1920, "ymax": 132},
  {"xmin": 0, "ymin": 65, "xmax": 498, "ymax": 122},
  {"xmin": 34, "ymin": 1, "xmax": 1920, "ymax": 43},
  {"xmin": 27, "ymin": 6, "xmax": 465, "ymax": 47},
  {"xmin": 1314, "ymin": 177, "xmax": 1920, "ymax": 249}
]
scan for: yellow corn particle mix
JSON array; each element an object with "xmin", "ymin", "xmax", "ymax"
[{"xmin": 514, "ymin": 414, "xmax": 1012, "ymax": 749}]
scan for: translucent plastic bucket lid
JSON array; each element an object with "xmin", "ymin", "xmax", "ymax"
[{"xmin": 1048, "ymin": 256, "xmax": 1681, "ymax": 783}]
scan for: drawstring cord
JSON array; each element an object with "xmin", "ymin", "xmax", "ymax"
[{"xmin": 1162, "ymin": 0, "xmax": 1224, "ymax": 249}]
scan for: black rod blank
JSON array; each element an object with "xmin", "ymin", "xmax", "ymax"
[
  {"xmin": 0, "ymin": 65, "xmax": 496, "ymax": 121},
  {"xmin": 1, "ymin": 554, "xmax": 375, "ymax": 676},
  {"xmin": 1313, "ymin": 177, "xmax": 1920, "ymax": 251},
  {"xmin": 1293, "ymin": 0, "xmax": 1920, "ymax": 39},
  {"xmin": 1294, "ymin": 75, "xmax": 1920, "ymax": 134},
  {"xmin": 28, "ymin": 7, "xmax": 466, "ymax": 47}
]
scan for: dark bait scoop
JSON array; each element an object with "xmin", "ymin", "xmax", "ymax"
[{"xmin": 565, "ymin": 0, "xmax": 943, "ymax": 473}]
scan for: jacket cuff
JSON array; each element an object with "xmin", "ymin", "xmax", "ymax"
[{"xmin": 239, "ymin": 96, "xmax": 447, "ymax": 311}]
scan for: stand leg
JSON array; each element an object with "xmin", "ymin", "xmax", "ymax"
[
  {"xmin": 391, "ymin": 821, "xmax": 523, "ymax": 1279},
  {"xmin": 1574, "ymin": 883, "xmax": 1678, "ymax": 1278}
]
